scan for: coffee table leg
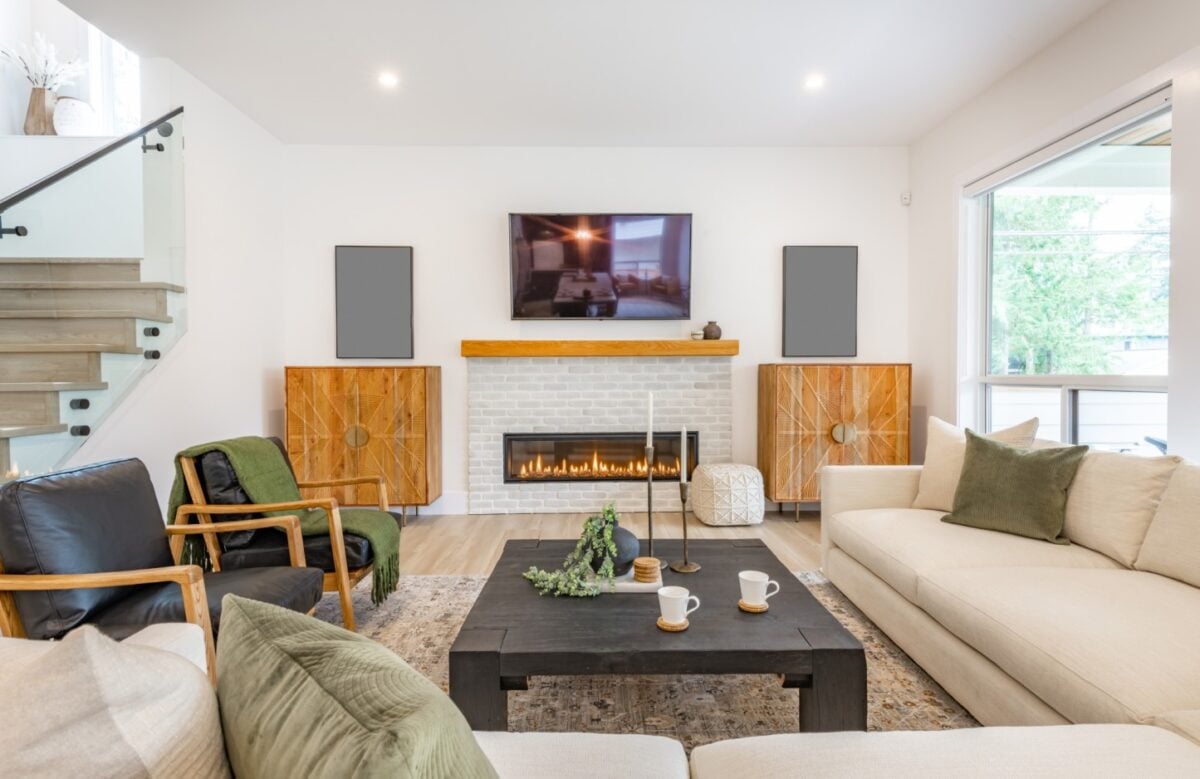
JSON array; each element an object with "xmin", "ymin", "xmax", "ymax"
[
  {"xmin": 798, "ymin": 646, "xmax": 867, "ymax": 732},
  {"xmin": 449, "ymin": 629, "xmax": 508, "ymax": 730}
]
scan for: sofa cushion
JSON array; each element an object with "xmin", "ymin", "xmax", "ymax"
[
  {"xmin": 913, "ymin": 416, "xmax": 1039, "ymax": 512},
  {"xmin": 827, "ymin": 508, "xmax": 1120, "ymax": 602},
  {"xmin": 689, "ymin": 725, "xmax": 1200, "ymax": 778},
  {"xmin": 1136, "ymin": 462, "xmax": 1200, "ymax": 587},
  {"xmin": 474, "ymin": 731, "xmax": 688, "ymax": 779},
  {"xmin": 943, "ymin": 431, "xmax": 1086, "ymax": 543},
  {"xmin": 216, "ymin": 595, "xmax": 498, "ymax": 779},
  {"xmin": 0, "ymin": 625, "xmax": 229, "ymax": 778},
  {"xmin": 90, "ymin": 565, "xmax": 324, "ymax": 641},
  {"xmin": 0, "ymin": 458, "xmax": 174, "ymax": 639},
  {"xmin": 1064, "ymin": 450, "xmax": 1180, "ymax": 566},
  {"xmin": 1154, "ymin": 710, "xmax": 1200, "ymax": 746},
  {"xmin": 917, "ymin": 567, "xmax": 1200, "ymax": 724}
]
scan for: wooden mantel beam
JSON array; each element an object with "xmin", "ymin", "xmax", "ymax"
[{"xmin": 460, "ymin": 339, "xmax": 740, "ymax": 358}]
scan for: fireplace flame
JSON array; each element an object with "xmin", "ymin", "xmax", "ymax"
[{"xmin": 516, "ymin": 452, "xmax": 682, "ymax": 480}]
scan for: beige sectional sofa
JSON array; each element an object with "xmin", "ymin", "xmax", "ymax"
[{"xmin": 821, "ymin": 454, "xmax": 1200, "ymax": 743}]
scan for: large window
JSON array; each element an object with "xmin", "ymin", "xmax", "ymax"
[{"xmin": 979, "ymin": 108, "xmax": 1171, "ymax": 455}]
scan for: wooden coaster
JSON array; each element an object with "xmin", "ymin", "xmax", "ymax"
[
  {"xmin": 738, "ymin": 599, "xmax": 769, "ymax": 614},
  {"xmin": 656, "ymin": 616, "xmax": 689, "ymax": 632},
  {"xmin": 633, "ymin": 557, "xmax": 661, "ymax": 583}
]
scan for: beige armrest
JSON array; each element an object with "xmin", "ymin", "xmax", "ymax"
[{"xmin": 819, "ymin": 465, "xmax": 924, "ymax": 566}]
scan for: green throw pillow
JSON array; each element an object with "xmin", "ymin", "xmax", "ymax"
[
  {"xmin": 216, "ymin": 595, "xmax": 498, "ymax": 779},
  {"xmin": 942, "ymin": 430, "xmax": 1088, "ymax": 544}
]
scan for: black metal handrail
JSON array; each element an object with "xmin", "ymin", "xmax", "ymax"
[{"xmin": 0, "ymin": 106, "xmax": 184, "ymax": 215}]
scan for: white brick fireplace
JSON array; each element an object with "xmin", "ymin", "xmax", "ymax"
[{"xmin": 466, "ymin": 355, "xmax": 733, "ymax": 514}]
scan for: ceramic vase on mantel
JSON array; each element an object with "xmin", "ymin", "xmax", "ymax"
[
  {"xmin": 24, "ymin": 88, "xmax": 58, "ymax": 136},
  {"xmin": 702, "ymin": 320, "xmax": 722, "ymax": 340}
]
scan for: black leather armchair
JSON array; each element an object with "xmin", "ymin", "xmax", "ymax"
[
  {"xmin": 176, "ymin": 437, "xmax": 400, "ymax": 631},
  {"xmin": 0, "ymin": 458, "xmax": 325, "ymax": 681}
]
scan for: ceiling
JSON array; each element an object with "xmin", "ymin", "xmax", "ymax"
[{"xmin": 65, "ymin": 0, "xmax": 1111, "ymax": 146}]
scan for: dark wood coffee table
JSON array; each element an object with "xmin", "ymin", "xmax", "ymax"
[{"xmin": 449, "ymin": 538, "xmax": 866, "ymax": 732}]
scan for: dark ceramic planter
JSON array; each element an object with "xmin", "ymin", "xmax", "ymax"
[{"xmin": 591, "ymin": 522, "xmax": 641, "ymax": 577}]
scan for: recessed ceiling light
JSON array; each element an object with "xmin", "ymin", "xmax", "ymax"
[
  {"xmin": 803, "ymin": 73, "xmax": 826, "ymax": 91},
  {"xmin": 377, "ymin": 71, "xmax": 400, "ymax": 89}
]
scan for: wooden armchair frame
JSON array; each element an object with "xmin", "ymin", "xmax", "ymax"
[
  {"xmin": 0, "ymin": 514, "xmax": 306, "ymax": 685},
  {"xmin": 176, "ymin": 456, "xmax": 391, "ymax": 632}
]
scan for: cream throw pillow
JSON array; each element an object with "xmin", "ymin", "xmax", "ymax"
[
  {"xmin": 0, "ymin": 626, "xmax": 229, "ymax": 778},
  {"xmin": 1135, "ymin": 461, "xmax": 1200, "ymax": 586},
  {"xmin": 1063, "ymin": 450, "xmax": 1180, "ymax": 566},
  {"xmin": 912, "ymin": 416, "xmax": 1039, "ymax": 512}
]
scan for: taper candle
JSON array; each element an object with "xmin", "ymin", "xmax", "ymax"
[
  {"xmin": 680, "ymin": 426, "xmax": 688, "ymax": 484},
  {"xmin": 646, "ymin": 392, "xmax": 654, "ymax": 447}
]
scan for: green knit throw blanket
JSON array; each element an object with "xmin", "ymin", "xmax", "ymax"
[{"xmin": 167, "ymin": 436, "xmax": 401, "ymax": 606}]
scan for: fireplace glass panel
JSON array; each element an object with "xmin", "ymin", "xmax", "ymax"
[{"xmin": 504, "ymin": 432, "xmax": 699, "ymax": 483}]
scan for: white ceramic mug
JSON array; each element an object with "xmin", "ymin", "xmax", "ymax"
[
  {"xmin": 739, "ymin": 570, "xmax": 780, "ymax": 606},
  {"xmin": 658, "ymin": 585, "xmax": 700, "ymax": 625}
]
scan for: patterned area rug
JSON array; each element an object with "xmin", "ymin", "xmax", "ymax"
[{"xmin": 314, "ymin": 572, "xmax": 977, "ymax": 752}]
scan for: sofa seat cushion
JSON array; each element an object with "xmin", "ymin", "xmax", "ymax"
[
  {"xmin": 689, "ymin": 725, "xmax": 1200, "ymax": 778},
  {"xmin": 218, "ymin": 530, "xmax": 373, "ymax": 572},
  {"xmin": 1154, "ymin": 710, "xmax": 1200, "ymax": 746},
  {"xmin": 827, "ymin": 508, "xmax": 1120, "ymax": 602},
  {"xmin": 90, "ymin": 565, "xmax": 324, "ymax": 641},
  {"xmin": 917, "ymin": 567, "xmax": 1200, "ymax": 724},
  {"xmin": 474, "ymin": 731, "xmax": 688, "ymax": 779}
]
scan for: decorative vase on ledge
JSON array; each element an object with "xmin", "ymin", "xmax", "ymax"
[
  {"xmin": 23, "ymin": 87, "xmax": 58, "ymax": 136},
  {"xmin": 702, "ymin": 321, "xmax": 722, "ymax": 340}
]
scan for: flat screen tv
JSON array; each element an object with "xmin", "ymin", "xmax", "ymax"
[{"xmin": 510, "ymin": 213, "xmax": 692, "ymax": 319}]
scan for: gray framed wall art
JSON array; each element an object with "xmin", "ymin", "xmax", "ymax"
[
  {"xmin": 782, "ymin": 245, "xmax": 858, "ymax": 358},
  {"xmin": 335, "ymin": 245, "xmax": 415, "ymax": 358}
]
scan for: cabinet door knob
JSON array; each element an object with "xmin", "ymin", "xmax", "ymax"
[{"xmin": 831, "ymin": 422, "xmax": 858, "ymax": 444}]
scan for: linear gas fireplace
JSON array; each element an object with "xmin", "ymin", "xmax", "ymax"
[{"xmin": 503, "ymin": 431, "xmax": 699, "ymax": 483}]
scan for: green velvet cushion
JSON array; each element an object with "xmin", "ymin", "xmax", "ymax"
[
  {"xmin": 942, "ymin": 430, "xmax": 1088, "ymax": 544},
  {"xmin": 216, "ymin": 595, "xmax": 498, "ymax": 779}
]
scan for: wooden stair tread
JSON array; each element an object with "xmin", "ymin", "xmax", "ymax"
[
  {"xmin": 0, "ymin": 257, "xmax": 142, "ymax": 264},
  {"xmin": 0, "ymin": 423, "xmax": 68, "ymax": 439},
  {"xmin": 0, "ymin": 343, "xmax": 142, "ymax": 354},
  {"xmin": 0, "ymin": 381, "xmax": 107, "ymax": 392},
  {"xmin": 0, "ymin": 310, "xmax": 173, "ymax": 323},
  {"xmin": 0, "ymin": 281, "xmax": 184, "ymax": 292}
]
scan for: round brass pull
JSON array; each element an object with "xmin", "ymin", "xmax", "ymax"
[
  {"xmin": 343, "ymin": 424, "xmax": 370, "ymax": 448},
  {"xmin": 830, "ymin": 422, "xmax": 858, "ymax": 445}
]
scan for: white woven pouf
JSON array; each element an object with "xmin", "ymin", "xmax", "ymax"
[{"xmin": 691, "ymin": 464, "xmax": 765, "ymax": 526}]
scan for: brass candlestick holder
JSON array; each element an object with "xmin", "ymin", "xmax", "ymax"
[
  {"xmin": 645, "ymin": 444, "xmax": 667, "ymax": 569},
  {"xmin": 669, "ymin": 482, "xmax": 700, "ymax": 573}
]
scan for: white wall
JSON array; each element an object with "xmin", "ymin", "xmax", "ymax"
[
  {"xmin": 280, "ymin": 145, "xmax": 910, "ymax": 512},
  {"xmin": 907, "ymin": 0, "xmax": 1200, "ymax": 459},
  {"xmin": 65, "ymin": 57, "xmax": 285, "ymax": 503}
]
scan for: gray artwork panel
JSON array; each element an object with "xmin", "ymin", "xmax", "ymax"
[
  {"xmin": 335, "ymin": 245, "xmax": 414, "ymax": 358},
  {"xmin": 782, "ymin": 246, "xmax": 858, "ymax": 357}
]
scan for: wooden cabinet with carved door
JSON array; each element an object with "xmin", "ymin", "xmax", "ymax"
[
  {"xmin": 757, "ymin": 364, "xmax": 910, "ymax": 506},
  {"xmin": 285, "ymin": 367, "xmax": 442, "ymax": 510}
]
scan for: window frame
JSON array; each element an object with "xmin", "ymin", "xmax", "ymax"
[{"xmin": 972, "ymin": 98, "xmax": 1172, "ymax": 444}]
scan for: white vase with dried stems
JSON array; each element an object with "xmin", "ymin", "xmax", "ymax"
[{"xmin": 0, "ymin": 33, "xmax": 88, "ymax": 136}]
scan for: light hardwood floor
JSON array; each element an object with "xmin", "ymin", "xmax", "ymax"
[{"xmin": 398, "ymin": 508, "xmax": 823, "ymax": 576}]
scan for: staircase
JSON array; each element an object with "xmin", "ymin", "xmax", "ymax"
[{"xmin": 0, "ymin": 109, "xmax": 186, "ymax": 479}]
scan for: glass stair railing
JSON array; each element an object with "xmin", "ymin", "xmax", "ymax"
[{"xmin": 0, "ymin": 108, "xmax": 186, "ymax": 480}]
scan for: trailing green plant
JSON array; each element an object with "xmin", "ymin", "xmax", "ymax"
[{"xmin": 523, "ymin": 504, "xmax": 621, "ymax": 597}]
